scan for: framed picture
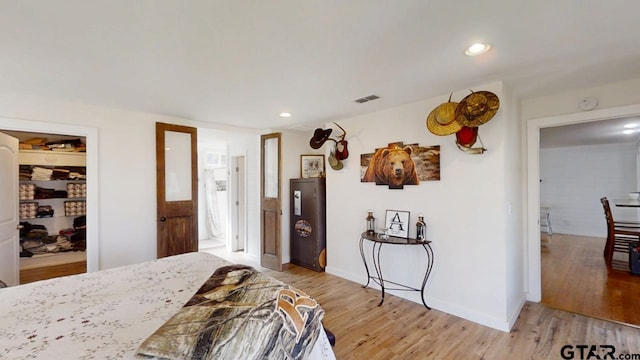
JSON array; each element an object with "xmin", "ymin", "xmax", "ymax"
[
  {"xmin": 385, "ymin": 210, "xmax": 410, "ymax": 238},
  {"xmin": 300, "ymin": 154, "xmax": 325, "ymax": 178}
]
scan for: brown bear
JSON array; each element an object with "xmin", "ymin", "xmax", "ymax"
[{"xmin": 362, "ymin": 144, "xmax": 419, "ymax": 188}]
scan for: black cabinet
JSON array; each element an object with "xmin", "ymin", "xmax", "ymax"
[{"xmin": 290, "ymin": 178, "xmax": 326, "ymax": 272}]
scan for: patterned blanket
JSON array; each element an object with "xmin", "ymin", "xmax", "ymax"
[{"xmin": 137, "ymin": 264, "xmax": 324, "ymax": 360}]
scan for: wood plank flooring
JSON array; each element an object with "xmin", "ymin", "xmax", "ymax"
[
  {"xmin": 204, "ymin": 246, "xmax": 640, "ymax": 359},
  {"xmin": 541, "ymin": 233, "xmax": 640, "ymax": 326},
  {"xmin": 264, "ymin": 264, "xmax": 640, "ymax": 359}
]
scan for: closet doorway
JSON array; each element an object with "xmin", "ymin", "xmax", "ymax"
[{"xmin": 0, "ymin": 118, "xmax": 99, "ymax": 284}]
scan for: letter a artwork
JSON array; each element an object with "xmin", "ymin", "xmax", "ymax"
[
  {"xmin": 385, "ymin": 210, "xmax": 409, "ymax": 238},
  {"xmin": 389, "ymin": 213, "xmax": 405, "ymax": 231}
]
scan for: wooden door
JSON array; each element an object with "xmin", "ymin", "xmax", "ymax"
[
  {"xmin": 260, "ymin": 133, "xmax": 282, "ymax": 271},
  {"xmin": 156, "ymin": 123, "xmax": 198, "ymax": 258},
  {"xmin": 0, "ymin": 132, "xmax": 19, "ymax": 286}
]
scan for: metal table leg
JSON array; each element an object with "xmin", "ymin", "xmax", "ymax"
[{"xmin": 359, "ymin": 236, "xmax": 371, "ymax": 287}]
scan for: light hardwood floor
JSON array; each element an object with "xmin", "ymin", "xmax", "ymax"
[
  {"xmin": 262, "ymin": 264, "xmax": 640, "ymax": 359},
  {"xmin": 205, "ymin": 247, "xmax": 640, "ymax": 359},
  {"xmin": 541, "ymin": 233, "xmax": 640, "ymax": 326}
]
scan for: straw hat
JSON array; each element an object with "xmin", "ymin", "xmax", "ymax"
[
  {"xmin": 426, "ymin": 95, "xmax": 461, "ymax": 136},
  {"xmin": 455, "ymin": 91, "xmax": 500, "ymax": 127},
  {"xmin": 328, "ymin": 148, "xmax": 343, "ymax": 170}
]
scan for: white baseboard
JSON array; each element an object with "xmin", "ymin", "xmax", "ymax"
[{"xmin": 325, "ymin": 265, "xmax": 516, "ymax": 333}]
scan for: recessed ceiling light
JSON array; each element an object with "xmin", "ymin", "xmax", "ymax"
[
  {"xmin": 623, "ymin": 129, "xmax": 635, "ymax": 135},
  {"xmin": 624, "ymin": 123, "xmax": 638, "ymax": 129},
  {"xmin": 465, "ymin": 43, "xmax": 491, "ymax": 56},
  {"xmin": 279, "ymin": 112, "xmax": 292, "ymax": 118}
]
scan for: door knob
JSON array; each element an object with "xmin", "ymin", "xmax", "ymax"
[{"xmin": 160, "ymin": 217, "xmax": 166, "ymax": 222}]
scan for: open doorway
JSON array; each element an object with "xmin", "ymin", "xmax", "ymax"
[
  {"xmin": 539, "ymin": 117, "xmax": 640, "ymax": 325},
  {"xmin": 526, "ymin": 106, "xmax": 640, "ymax": 326},
  {"xmin": 197, "ymin": 141, "xmax": 229, "ymax": 251},
  {"xmin": 196, "ymin": 128, "xmax": 254, "ymax": 257}
]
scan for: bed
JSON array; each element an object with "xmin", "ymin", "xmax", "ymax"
[{"xmin": 0, "ymin": 252, "xmax": 336, "ymax": 360}]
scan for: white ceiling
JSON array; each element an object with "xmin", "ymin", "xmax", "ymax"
[
  {"xmin": 540, "ymin": 116, "xmax": 640, "ymax": 149},
  {"xmin": 1, "ymin": 1, "xmax": 639, "ymax": 132}
]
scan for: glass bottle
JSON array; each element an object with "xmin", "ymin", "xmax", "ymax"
[
  {"xmin": 416, "ymin": 215, "xmax": 426, "ymax": 240},
  {"xmin": 366, "ymin": 211, "xmax": 375, "ymax": 235}
]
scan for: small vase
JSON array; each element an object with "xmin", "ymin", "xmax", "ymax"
[{"xmin": 416, "ymin": 216, "xmax": 426, "ymax": 240}]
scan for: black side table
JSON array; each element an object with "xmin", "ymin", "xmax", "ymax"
[{"xmin": 359, "ymin": 232, "xmax": 434, "ymax": 309}]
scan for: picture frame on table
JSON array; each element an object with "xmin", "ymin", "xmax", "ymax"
[
  {"xmin": 385, "ymin": 209, "xmax": 410, "ymax": 238},
  {"xmin": 300, "ymin": 154, "xmax": 325, "ymax": 178}
]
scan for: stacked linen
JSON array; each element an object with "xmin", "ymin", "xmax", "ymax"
[
  {"xmin": 31, "ymin": 167, "xmax": 53, "ymax": 181},
  {"xmin": 19, "ymin": 165, "xmax": 32, "ymax": 181}
]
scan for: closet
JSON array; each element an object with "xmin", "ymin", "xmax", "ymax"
[{"xmin": 5, "ymin": 131, "xmax": 87, "ymax": 284}]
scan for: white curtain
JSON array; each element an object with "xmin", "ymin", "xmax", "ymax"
[{"xmin": 203, "ymin": 168, "xmax": 224, "ymax": 239}]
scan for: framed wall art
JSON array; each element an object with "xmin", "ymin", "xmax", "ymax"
[
  {"xmin": 300, "ymin": 154, "xmax": 325, "ymax": 178},
  {"xmin": 385, "ymin": 209, "xmax": 410, "ymax": 238},
  {"xmin": 361, "ymin": 141, "xmax": 440, "ymax": 189}
]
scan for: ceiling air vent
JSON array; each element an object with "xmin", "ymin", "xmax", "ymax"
[{"xmin": 354, "ymin": 95, "xmax": 380, "ymax": 103}]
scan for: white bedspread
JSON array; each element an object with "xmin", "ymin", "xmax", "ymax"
[{"xmin": 0, "ymin": 252, "xmax": 335, "ymax": 360}]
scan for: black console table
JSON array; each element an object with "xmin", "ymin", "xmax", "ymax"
[{"xmin": 359, "ymin": 232, "xmax": 434, "ymax": 309}]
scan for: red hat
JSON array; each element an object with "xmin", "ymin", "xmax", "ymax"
[
  {"xmin": 455, "ymin": 126, "xmax": 487, "ymax": 154},
  {"xmin": 455, "ymin": 126, "xmax": 477, "ymax": 148}
]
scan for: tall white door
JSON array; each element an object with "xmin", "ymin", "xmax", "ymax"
[
  {"xmin": 0, "ymin": 132, "xmax": 19, "ymax": 286},
  {"xmin": 231, "ymin": 156, "xmax": 245, "ymax": 251}
]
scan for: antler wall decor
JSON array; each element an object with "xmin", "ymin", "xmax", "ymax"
[
  {"xmin": 326, "ymin": 122, "xmax": 349, "ymax": 160},
  {"xmin": 308, "ymin": 122, "xmax": 349, "ymax": 170}
]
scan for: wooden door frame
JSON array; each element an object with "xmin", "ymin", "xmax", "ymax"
[{"xmin": 260, "ymin": 133, "xmax": 282, "ymax": 271}]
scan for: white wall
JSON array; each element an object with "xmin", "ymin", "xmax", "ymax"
[
  {"xmin": 502, "ymin": 84, "xmax": 525, "ymax": 327},
  {"xmin": 540, "ymin": 143, "xmax": 637, "ymax": 237},
  {"xmin": 227, "ymin": 132, "xmax": 260, "ymax": 258},
  {"xmin": 0, "ymin": 92, "xmax": 261, "ymax": 270},
  {"xmin": 522, "ymin": 78, "xmax": 640, "ymax": 121},
  {"xmin": 324, "ymin": 81, "xmax": 524, "ymax": 331}
]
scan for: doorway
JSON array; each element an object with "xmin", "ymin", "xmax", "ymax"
[
  {"xmin": 196, "ymin": 128, "xmax": 252, "ymax": 257},
  {"xmin": 0, "ymin": 118, "xmax": 99, "ymax": 282},
  {"xmin": 526, "ymin": 104, "xmax": 640, "ymax": 326},
  {"xmin": 198, "ymin": 146, "xmax": 229, "ymax": 250}
]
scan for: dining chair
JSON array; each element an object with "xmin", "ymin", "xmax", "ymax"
[
  {"xmin": 540, "ymin": 206, "xmax": 552, "ymax": 243},
  {"xmin": 600, "ymin": 197, "xmax": 640, "ymax": 270}
]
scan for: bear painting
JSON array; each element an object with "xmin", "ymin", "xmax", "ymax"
[{"xmin": 361, "ymin": 142, "xmax": 440, "ymax": 189}]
